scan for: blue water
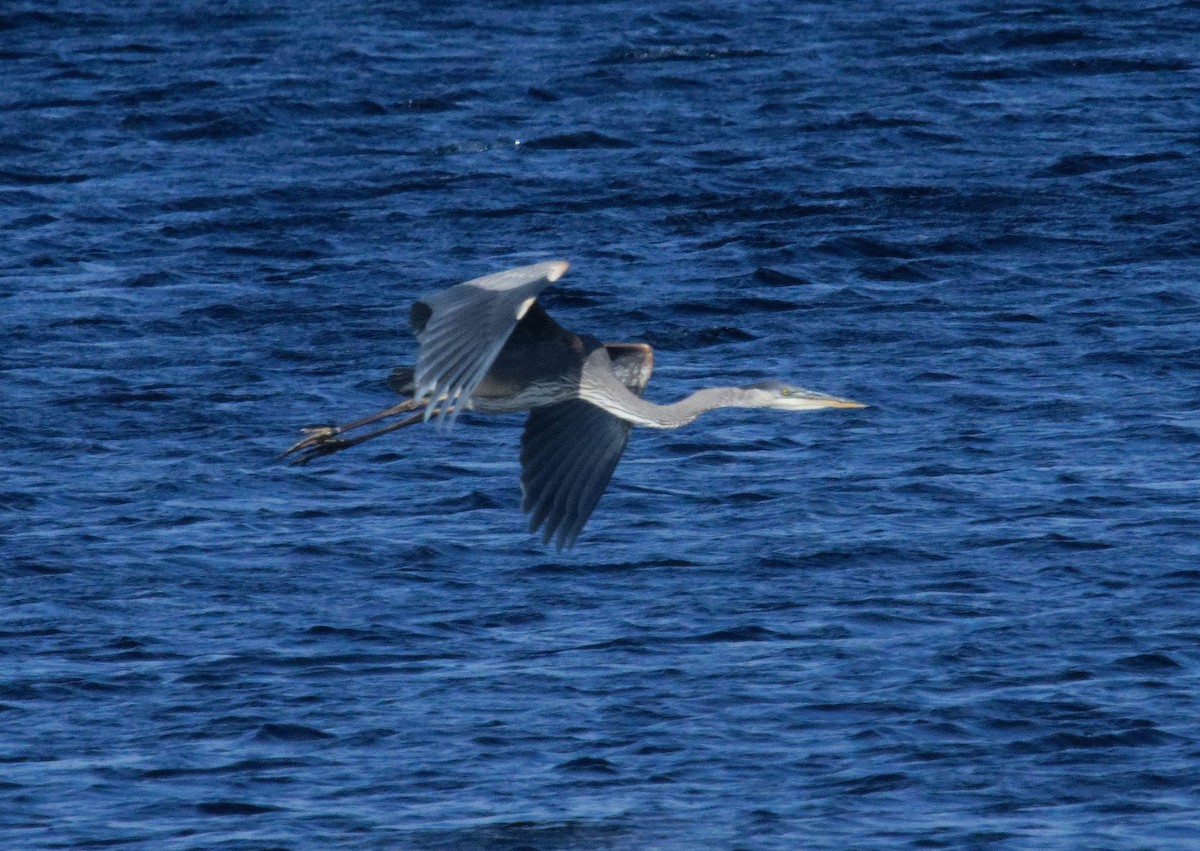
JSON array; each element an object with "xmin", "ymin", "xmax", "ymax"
[{"xmin": 4, "ymin": 1, "xmax": 1199, "ymax": 848}]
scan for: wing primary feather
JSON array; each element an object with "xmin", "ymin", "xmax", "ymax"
[
  {"xmin": 561, "ymin": 431, "xmax": 626, "ymax": 547},
  {"xmin": 521, "ymin": 415, "xmax": 584, "ymax": 497},
  {"xmin": 418, "ymin": 335, "xmax": 506, "ymax": 423},
  {"xmin": 524, "ymin": 410, "xmax": 591, "ymax": 541},
  {"xmin": 528, "ymin": 441, "xmax": 583, "ymax": 526},
  {"xmin": 556, "ymin": 416, "xmax": 629, "ymax": 548},
  {"xmin": 520, "ymin": 422, "xmax": 580, "ymax": 475},
  {"xmin": 416, "ymin": 335, "xmax": 485, "ymax": 392},
  {"xmin": 526, "ymin": 413, "xmax": 598, "ymax": 545},
  {"xmin": 420, "ymin": 350, "xmax": 478, "ymax": 421},
  {"xmin": 563, "ymin": 431, "xmax": 620, "ymax": 548},
  {"xmin": 520, "ymin": 399, "xmax": 634, "ymax": 549},
  {"xmin": 548, "ymin": 438, "xmax": 606, "ymax": 548},
  {"xmin": 446, "ymin": 349, "xmax": 506, "ymax": 424},
  {"xmin": 410, "ymin": 261, "xmax": 568, "ymax": 424}
]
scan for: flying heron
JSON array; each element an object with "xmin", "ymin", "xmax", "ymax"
[{"xmin": 282, "ymin": 261, "xmax": 865, "ymax": 548}]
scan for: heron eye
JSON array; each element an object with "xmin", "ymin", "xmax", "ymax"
[{"xmin": 781, "ymin": 388, "xmax": 792, "ymax": 397}]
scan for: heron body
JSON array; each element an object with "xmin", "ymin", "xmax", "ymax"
[{"xmin": 283, "ymin": 261, "xmax": 865, "ymax": 549}]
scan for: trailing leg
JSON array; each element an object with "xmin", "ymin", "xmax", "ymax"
[{"xmin": 279, "ymin": 397, "xmax": 423, "ymax": 461}]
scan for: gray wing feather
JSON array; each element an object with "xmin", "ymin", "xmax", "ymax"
[
  {"xmin": 410, "ymin": 260, "xmax": 569, "ymax": 423},
  {"xmin": 519, "ymin": 342, "xmax": 653, "ymax": 549},
  {"xmin": 520, "ymin": 400, "xmax": 634, "ymax": 550}
]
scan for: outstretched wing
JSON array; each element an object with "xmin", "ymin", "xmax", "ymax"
[
  {"xmin": 409, "ymin": 260, "xmax": 569, "ymax": 422},
  {"xmin": 520, "ymin": 343, "xmax": 654, "ymax": 550}
]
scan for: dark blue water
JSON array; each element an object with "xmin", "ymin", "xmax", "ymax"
[{"xmin": 4, "ymin": 1, "xmax": 1199, "ymax": 848}]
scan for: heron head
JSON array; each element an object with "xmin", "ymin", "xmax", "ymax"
[{"xmin": 743, "ymin": 379, "xmax": 867, "ymax": 411}]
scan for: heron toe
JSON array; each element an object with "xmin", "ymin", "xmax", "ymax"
[
  {"xmin": 279, "ymin": 425, "xmax": 341, "ymax": 459},
  {"xmin": 286, "ymin": 437, "xmax": 350, "ymax": 466}
]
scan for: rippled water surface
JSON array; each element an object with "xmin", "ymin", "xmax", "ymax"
[{"xmin": 4, "ymin": 1, "xmax": 1200, "ymax": 848}]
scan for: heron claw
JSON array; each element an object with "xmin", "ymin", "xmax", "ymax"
[
  {"xmin": 278, "ymin": 425, "xmax": 341, "ymax": 460},
  {"xmin": 286, "ymin": 436, "xmax": 350, "ymax": 466}
]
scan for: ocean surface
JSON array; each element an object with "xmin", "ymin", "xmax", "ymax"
[{"xmin": 3, "ymin": 1, "xmax": 1199, "ymax": 848}]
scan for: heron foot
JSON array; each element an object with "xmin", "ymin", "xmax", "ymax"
[
  {"xmin": 278, "ymin": 425, "xmax": 342, "ymax": 461},
  {"xmin": 280, "ymin": 407, "xmax": 428, "ymax": 467},
  {"xmin": 285, "ymin": 434, "xmax": 352, "ymax": 466}
]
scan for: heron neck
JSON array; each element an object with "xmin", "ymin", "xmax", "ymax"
[{"xmin": 581, "ymin": 379, "xmax": 752, "ymax": 429}]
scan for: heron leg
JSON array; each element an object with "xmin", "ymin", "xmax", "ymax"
[
  {"xmin": 279, "ymin": 398, "xmax": 423, "ymax": 461},
  {"xmin": 284, "ymin": 411, "xmax": 429, "ymax": 466}
]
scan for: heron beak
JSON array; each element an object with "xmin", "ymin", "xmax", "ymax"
[{"xmin": 786, "ymin": 389, "xmax": 867, "ymax": 411}]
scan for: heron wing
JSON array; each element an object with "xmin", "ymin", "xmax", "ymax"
[
  {"xmin": 520, "ymin": 399, "xmax": 634, "ymax": 551},
  {"xmin": 519, "ymin": 343, "xmax": 652, "ymax": 549},
  {"xmin": 409, "ymin": 260, "xmax": 569, "ymax": 422}
]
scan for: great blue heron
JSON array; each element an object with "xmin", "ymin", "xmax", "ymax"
[{"xmin": 283, "ymin": 261, "xmax": 865, "ymax": 548}]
